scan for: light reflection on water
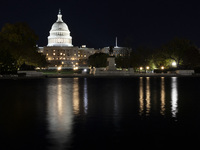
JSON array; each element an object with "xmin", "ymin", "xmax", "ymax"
[
  {"xmin": 46, "ymin": 77, "xmax": 180, "ymax": 149},
  {"xmin": 73, "ymin": 78, "xmax": 80, "ymax": 115},
  {"xmin": 139, "ymin": 77, "xmax": 151, "ymax": 116},
  {"xmin": 139, "ymin": 77, "xmax": 144, "ymax": 115},
  {"xmin": 83, "ymin": 78, "xmax": 88, "ymax": 114},
  {"xmin": 160, "ymin": 77, "xmax": 165, "ymax": 115},
  {"xmin": 139, "ymin": 77, "xmax": 178, "ymax": 117},
  {"xmin": 47, "ymin": 78, "xmax": 74, "ymax": 149},
  {"xmin": 1, "ymin": 77, "xmax": 199, "ymax": 150},
  {"xmin": 146, "ymin": 77, "xmax": 151, "ymax": 115},
  {"xmin": 171, "ymin": 77, "xmax": 178, "ymax": 118}
]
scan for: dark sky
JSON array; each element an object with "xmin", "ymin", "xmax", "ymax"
[{"xmin": 1, "ymin": 0, "xmax": 200, "ymax": 49}]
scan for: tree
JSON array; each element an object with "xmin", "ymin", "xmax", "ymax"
[
  {"xmin": 152, "ymin": 48, "xmax": 171, "ymax": 69},
  {"xmin": 0, "ymin": 22, "xmax": 47, "ymax": 72},
  {"xmin": 88, "ymin": 53, "xmax": 109, "ymax": 67},
  {"xmin": 115, "ymin": 50, "xmax": 131, "ymax": 68},
  {"xmin": 0, "ymin": 49, "xmax": 17, "ymax": 74},
  {"xmin": 181, "ymin": 46, "xmax": 200, "ymax": 69},
  {"xmin": 160, "ymin": 37, "xmax": 196, "ymax": 68},
  {"xmin": 129, "ymin": 46, "xmax": 154, "ymax": 69}
]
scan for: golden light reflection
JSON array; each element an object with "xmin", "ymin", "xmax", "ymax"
[
  {"xmin": 160, "ymin": 77, "xmax": 165, "ymax": 115},
  {"xmin": 146, "ymin": 77, "xmax": 151, "ymax": 115},
  {"xmin": 139, "ymin": 77, "xmax": 144, "ymax": 115},
  {"xmin": 47, "ymin": 78, "xmax": 73, "ymax": 149},
  {"xmin": 73, "ymin": 78, "xmax": 80, "ymax": 115},
  {"xmin": 139, "ymin": 77, "xmax": 151, "ymax": 116},
  {"xmin": 171, "ymin": 77, "xmax": 178, "ymax": 118},
  {"xmin": 57, "ymin": 78, "xmax": 63, "ymax": 116}
]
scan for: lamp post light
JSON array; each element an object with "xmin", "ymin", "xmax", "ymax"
[
  {"xmin": 57, "ymin": 66, "xmax": 62, "ymax": 74},
  {"xmin": 139, "ymin": 67, "xmax": 143, "ymax": 73},
  {"xmin": 57, "ymin": 66, "xmax": 62, "ymax": 71},
  {"xmin": 146, "ymin": 66, "xmax": 149, "ymax": 73},
  {"xmin": 161, "ymin": 66, "xmax": 164, "ymax": 73},
  {"xmin": 172, "ymin": 61, "xmax": 177, "ymax": 67}
]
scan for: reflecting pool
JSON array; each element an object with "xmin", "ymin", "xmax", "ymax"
[{"xmin": 0, "ymin": 77, "xmax": 200, "ymax": 149}]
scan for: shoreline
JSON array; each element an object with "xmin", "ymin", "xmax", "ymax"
[{"xmin": 1, "ymin": 73, "xmax": 200, "ymax": 79}]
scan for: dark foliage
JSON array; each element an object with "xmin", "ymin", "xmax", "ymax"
[{"xmin": 88, "ymin": 53, "xmax": 109, "ymax": 67}]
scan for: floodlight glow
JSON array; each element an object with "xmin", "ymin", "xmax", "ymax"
[
  {"xmin": 73, "ymin": 67, "xmax": 78, "ymax": 70},
  {"xmin": 57, "ymin": 66, "xmax": 62, "ymax": 71},
  {"xmin": 172, "ymin": 62, "xmax": 177, "ymax": 67}
]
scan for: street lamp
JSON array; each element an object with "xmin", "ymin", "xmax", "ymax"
[
  {"xmin": 139, "ymin": 67, "xmax": 143, "ymax": 73},
  {"xmin": 172, "ymin": 62, "xmax": 177, "ymax": 67},
  {"xmin": 146, "ymin": 66, "xmax": 150, "ymax": 73},
  {"xmin": 161, "ymin": 66, "xmax": 164, "ymax": 70},
  {"xmin": 73, "ymin": 66, "xmax": 78, "ymax": 70},
  {"xmin": 57, "ymin": 66, "xmax": 62, "ymax": 71}
]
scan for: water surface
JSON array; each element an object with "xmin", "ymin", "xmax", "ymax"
[{"xmin": 0, "ymin": 77, "xmax": 200, "ymax": 149}]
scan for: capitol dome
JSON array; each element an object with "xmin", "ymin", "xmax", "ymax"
[{"xmin": 47, "ymin": 10, "xmax": 73, "ymax": 47}]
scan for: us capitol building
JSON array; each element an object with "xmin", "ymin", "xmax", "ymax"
[{"xmin": 39, "ymin": 10, "xmax": 131, "ymax": 69}]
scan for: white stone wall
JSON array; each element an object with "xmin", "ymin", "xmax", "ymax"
[{"xmin": 176, "ymin": 70, "xmax": 194, "ymax": 75}]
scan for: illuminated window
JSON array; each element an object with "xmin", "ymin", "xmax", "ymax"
[
  {"xmin": 74, "ymin": 54, "xmax": 76, "ymax": 56},
  {"xmin": 48, "ymin": 57, "xmax": 51, "ymax": 60},
  {"xmin": 78, "ymin": 55, "xmax": 80, "ymax": 57},
  {"xmin": 46, "ymin": 53, "xmax": 49, "ymax": 56},
  {"xmin": 84, "ymin": 55, "xmax": 86, "ymax": 57},
  {"xmin": 60, "ymin": 53, "xmax": 63, "ymax": 55},
  {"xmin": 53, "ymin": 53, "xmax": 56, "ymax": 56}
]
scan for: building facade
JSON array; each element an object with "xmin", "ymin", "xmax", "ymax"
[
  {"xmin": 39, "ymin": 10, "xmax": 132, "ymax": 68},
  {"xmin": 43, "ymin": 46, "xmax": 95, "ymax": 67},
  {"xmin": 101, "ymin": 37, "xmax": 132, "ymax": 57},
  {"xmin": 41, "ymin": 10, "xmax": 96, "ymax": 68},
  {"xmin": 101, "ymin": 46, "xmax": 131, "ymax": 57}
]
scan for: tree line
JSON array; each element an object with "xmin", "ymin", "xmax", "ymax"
[
  {"xmin": 0, "ymin": 22, "xmax": 47, "ymax": 74},
  {"xmin": 88, "ymin": 38, "xmax": 200, "ymax": 71},
  {"xmin": 1, "ymin": 22, "xmax": 200, "ymax": 74}
]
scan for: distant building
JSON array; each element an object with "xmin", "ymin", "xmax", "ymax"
[
  {"xmin": 101, "ymin": 37, "xmax": 132, "ymax": 57},
  {"xmin": 39, "ymin": 10, "xmax": 96, "ymax": 68},
  {"xmin": 38, "ymin": 10, "xmax": 132, "ymax": 68}
]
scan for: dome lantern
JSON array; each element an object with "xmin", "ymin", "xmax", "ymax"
[{"xmin": 57, "ymin": 9, "xmax": 63, "ymax": 22}]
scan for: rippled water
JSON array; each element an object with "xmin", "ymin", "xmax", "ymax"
[{"xmin": 0, "ymin": 77, "xmax": 200, "ymax": 149}]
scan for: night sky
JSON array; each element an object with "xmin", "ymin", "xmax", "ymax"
[{"xmin": 1, "ymin": 0, "xmax": 200, "ymax": 49}]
